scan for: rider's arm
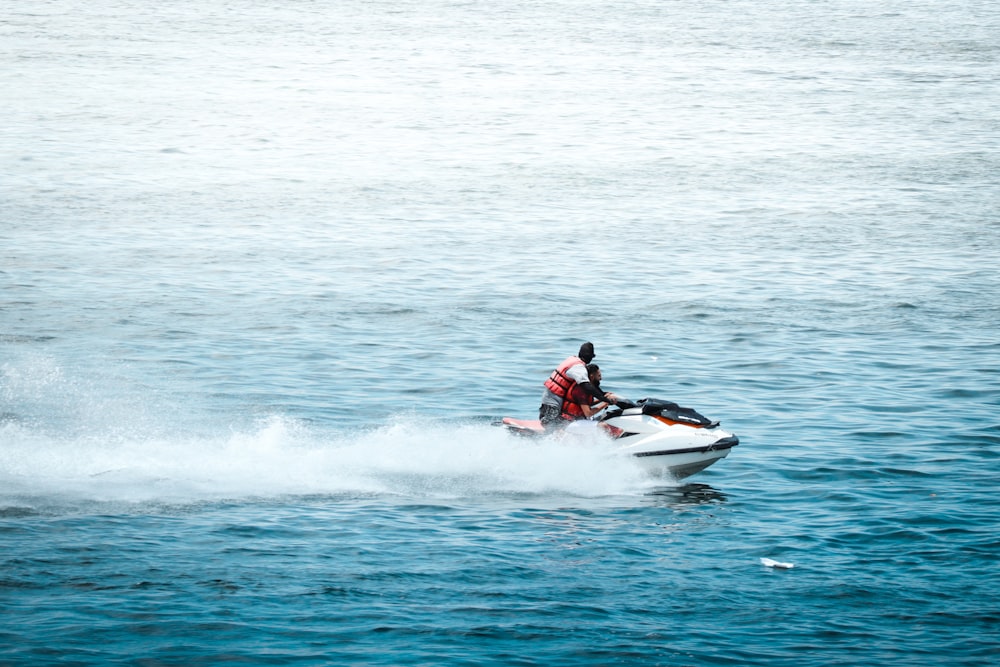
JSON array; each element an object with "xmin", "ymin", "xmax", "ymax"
[
  {"xmin": 580, "ymin": 399, "xmax": 610, "ymax": 418},
  {"xmin": 578, "ymin": 381, "xmax": 616, "ymax": 404}
]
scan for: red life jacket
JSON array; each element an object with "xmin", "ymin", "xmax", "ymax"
[
  {"xmin": 564, "ymin": 383, "xmax": 595, "ymax": 420},
  {"xmin": 544, "ymin": 356, "xmax": 588, "ymax": 420}
]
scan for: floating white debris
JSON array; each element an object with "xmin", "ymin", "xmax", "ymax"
[{"xmin": 760, "ymin": 557, "xmax": 794, "ymax": 569}]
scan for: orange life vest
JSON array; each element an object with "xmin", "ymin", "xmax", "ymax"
[
  {"xmin": 544, "ymin": 356, "xmax": 588, "ymax": 420},
  {"xmin": 564, "ymin": 383, "xmax": 596, "ymax": 420}
]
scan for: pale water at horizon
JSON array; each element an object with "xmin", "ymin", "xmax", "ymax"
[{"xmin": 2, "ymin": 1, "xmax": 999, "ymax": 665}]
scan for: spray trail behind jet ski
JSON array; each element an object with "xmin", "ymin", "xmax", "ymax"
[{"xmin": 0, "ymin": 415, "xmax": 659, "ymax": 508}]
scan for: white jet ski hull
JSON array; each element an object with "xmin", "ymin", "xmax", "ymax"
[
  {"xmin": 607, "ymin": 416, "xmax": 739, "ymax": 479},
  {"xmin": 624, "ymin": 434, "xmax": 737, "ymax": 479}
]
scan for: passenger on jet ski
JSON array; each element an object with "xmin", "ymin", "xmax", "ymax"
[
  {"xmin": 539, "ymin": 342, "xmax": 619, "ymax": 430},
  {"xmin": 570, "ymin": 364, "xmax": 614, "ymax": 419}
]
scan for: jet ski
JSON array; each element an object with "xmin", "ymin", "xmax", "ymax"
[{"xmin": 499, "ymin": 398, "xmax": 739, "ymax": 480}]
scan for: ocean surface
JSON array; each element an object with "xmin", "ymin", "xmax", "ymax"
[{"xmin": 2, "ymin": 0, "xmax": 999, "ymax": 664}]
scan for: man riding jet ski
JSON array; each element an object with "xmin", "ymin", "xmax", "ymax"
[{"xmin": 538, "ymin": 342, "xmax": 620, "ymax": 430}]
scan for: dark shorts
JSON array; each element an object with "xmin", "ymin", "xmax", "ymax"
[{"xmin": 538, "ymin": 404, "xmax": 565, "ymax": 430}]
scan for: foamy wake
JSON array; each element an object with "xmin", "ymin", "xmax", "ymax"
[{"xmin": 0, "ymin": 415, "xmax": 662, "ymax": 506}]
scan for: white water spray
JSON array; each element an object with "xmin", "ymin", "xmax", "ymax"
[{"xmin": 0, "ymin": 414, "xmax": 660, "ymax": 507}]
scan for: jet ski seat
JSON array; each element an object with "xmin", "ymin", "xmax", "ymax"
[{"xmin": 637, "ymin": 398, "xmax": 720, "ymax": 428}]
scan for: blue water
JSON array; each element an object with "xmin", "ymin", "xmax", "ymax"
[{"xmin": 3, "ymin": 0, "xmax": 999, "ymax": 664}]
